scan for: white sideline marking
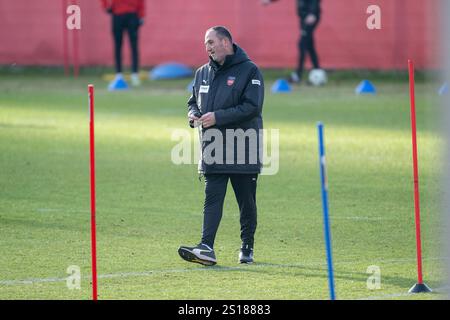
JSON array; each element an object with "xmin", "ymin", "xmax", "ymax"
[
  {"xmin": 0, "ymin": 257, "xmax": 447, "ymax": 287},
  {"xmin": 358, "ymin": 286, "xmax": 450, "ymax": 300},
  {"xmin": 0, "ymin": 277, "xmax": 68, "ymax": 286},
  {"xmin": 36, "ymin": 208, "xmax": 89, "ymax": 213},
  {"xmin": 357, "ymin": 292, "xmax": 415, "ymax": 300},
  {"xmin": 35, "ymin": 210, "xmax": 400, "ymax": 221},
  {"xmin": 333, "ymin": 216, "xmax": 400, "ymax": 221},
  {"xmin": 0, "ymin": 266, "xmax": 256, "ymax": 286}
]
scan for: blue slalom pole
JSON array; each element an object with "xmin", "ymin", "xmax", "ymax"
[{"xmin": 317, "ymin": 122, "xmax": 336, "ymax": 300}]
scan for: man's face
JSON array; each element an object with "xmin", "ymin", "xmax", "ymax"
[{"xmin": 204, "ymin": 30, "xmax": 228, "ymax": 65}]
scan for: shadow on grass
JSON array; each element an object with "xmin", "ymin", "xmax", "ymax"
[{"xmin": 198, "ymin": 261, "xmax": 443, "ymax": 295}]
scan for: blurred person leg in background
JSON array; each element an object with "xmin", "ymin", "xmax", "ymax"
[
  {"xmin": 291, "ymin": 0, "xmax": 321, "ymax": 84},
  {"xmin": 102, "ymin": 0, "xmax": 145, "ymax": 86},
  {"xmin": 260, "ymin": 0, "xmax": 322, "ymax": 84}
]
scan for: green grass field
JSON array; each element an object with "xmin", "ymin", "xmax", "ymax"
[{"xmin": 0, "ymin": 69, "xmax": 447, "ymax": 300}]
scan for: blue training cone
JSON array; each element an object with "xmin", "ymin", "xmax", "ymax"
[
  {"xmin": 355, "ymin": 80, "xmax": 376, "ymax": 95},
  {"xmin": 271, "ymin": 79, "xmax": 292, "ymax": 93},
  {"xmin": 108, "ymin": 76, "xmax": 129, "ymax": 91},
  {"xmin": 150, "ymin": 62, "xmax": 193, "ymax": 80},
  {"xmin": 438, "ymin": 82, "xmax": 448, "ymax": 96}
]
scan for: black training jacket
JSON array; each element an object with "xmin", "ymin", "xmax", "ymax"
[
  {"xmin": 187, "ymin": 44, "xmax": 264, "ymax": 175},
  {"xmin": 296, "ymin": 0, "xmax": 321, "ymax": 19}
]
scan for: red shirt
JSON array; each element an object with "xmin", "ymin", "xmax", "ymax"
[{"xmin": 101, "ymin": 0, "xmax": 145, "ymax": 18}]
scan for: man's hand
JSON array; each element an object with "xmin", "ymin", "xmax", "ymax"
[
  {"xmin": 199, "ymin": 112, "xmax": 216, "ymax": 128},
  {"xmin": 188, "ymin": 111, "xmax": 201, "ymax": 128},
  {"xmin": 305, "ymin": 14, "xmax": 317, "ymax": 25},
  {"xmin": 188, "ymin": 111, "xmax": 202, "ymax": 120}
]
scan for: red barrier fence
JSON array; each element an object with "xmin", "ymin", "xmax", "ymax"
[{"xmin": 0, "ymin": 0, "xmax": 440, "ymax": 70}]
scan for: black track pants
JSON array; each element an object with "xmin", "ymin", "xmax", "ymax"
[
  {"xmin": 112, "ymin": 13, "xmax": 140, "ymax": 73},
  {"xmin": 297, "ymin": 19, "xmax": 320, "ymax": 78},
  {"xmin": 201, "ymin": 174, "xmax": 258, "ymax": 249}
]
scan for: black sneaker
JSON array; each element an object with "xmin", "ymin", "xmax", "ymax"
[
  {"xmin": 239, "ymin": 244, "xmax": 254, "ymax": 264},
  {"xmin": 178, "ymin": 243, "xmax": 217, "ymax": 266}
]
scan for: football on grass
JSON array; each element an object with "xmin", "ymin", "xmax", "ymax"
[{"xmin": 308, "ymin": 69, "xmax": 327, "ymax": 86}]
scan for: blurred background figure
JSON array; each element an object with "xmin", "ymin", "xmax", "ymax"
[
  {"xmin": 262, "ymin": 0, "xmax": 321, "ymax": 84},
  {"xmin": 101, "ymin": 0, "xmax": 145, "ymax": 86}
]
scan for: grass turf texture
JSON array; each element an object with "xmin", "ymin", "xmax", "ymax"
[{"xmin": 0, "ymin": 69, "xmax": 446, "ymax": 300}]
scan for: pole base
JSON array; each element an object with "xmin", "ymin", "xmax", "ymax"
[{"xmin": 408, "ymin": 283, "xmax": 432, "ymax": 294}]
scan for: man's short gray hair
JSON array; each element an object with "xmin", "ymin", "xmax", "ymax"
[{"xmin": 209, "ymin": 26, "xmax": 233, "ymax": 43}]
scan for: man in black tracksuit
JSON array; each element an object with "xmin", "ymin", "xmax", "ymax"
[
  {"xmin": 178, "ymin": 26, "xmax": 264, "ymax": 266},
  {"xmin": 262, "ymin": 0, "xmax": 321, "ymax": 83},
  {"xmin": 294, "ymin": 0, "xmax": 321, "ymax": 83},
  {"xmin": 101, "ymin": 0, "xmax": 145, "ymax": 86}
]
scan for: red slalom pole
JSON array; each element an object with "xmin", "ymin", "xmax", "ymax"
[
  {"xmin": 409, "ymin": 59, "xmax": 423, "ymax": 284},
  {"xmin": 89, "ymin": 85, "xmax": 98, "ymax": 300},
  {"xmin": 407, "ymin": 60, "xmax": 431, "ymax": 294}
]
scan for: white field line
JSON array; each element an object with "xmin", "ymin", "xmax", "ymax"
[
  {"xmin": 0, "ymin": 257, "xmax": 447, "ymax": 287},
  {"xmin": 36, "ymin": 209, "xmax": 401, "ymax": 220},
  {"xmin": 36, "ymin": 208, "xmax": 89, "ymax": 213},
  {"xmin": 0, "ymin": 265, "xmax": 270, "ymax": 286},
  {"xmin": 357, "ymin": 292, "xmax": 417, "ymax": 300},
  {"xmin": 357, "ymin": 286, "xmax": 450, "ymax": 300},
  {"xmin": 332, "ymin": 216, "xmax": 400, "ymax": 221}
]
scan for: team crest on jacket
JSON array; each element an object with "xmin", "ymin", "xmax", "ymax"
[{"xmin": 227, "ymin": 76, "xmax": 236, "ymax": 86}]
